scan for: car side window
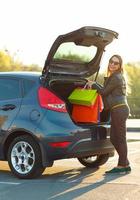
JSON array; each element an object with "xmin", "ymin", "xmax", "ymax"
[
  {"xmin": 0, "ymin": 78, "xmax": 21, "ymax": 100},
  {"xmin": 23, "ymin": 79, "xmax": 35, "ymax": 96}
]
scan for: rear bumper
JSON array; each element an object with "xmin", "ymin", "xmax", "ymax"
[
  {"xmin": 35, "ymin": 111, "xmax": 113, "ymax": 166},
  {"xmin": 67, "ymin": 138, "xmax": 114, "ymax": 158},
  {"xmin": 41, "ymin": 137, "xmax": 114, "ymax": 166}
]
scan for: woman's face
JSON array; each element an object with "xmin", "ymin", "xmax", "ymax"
[{"xmin": 108, "ymin": 56, "xmax": 120, "ymax": 73}]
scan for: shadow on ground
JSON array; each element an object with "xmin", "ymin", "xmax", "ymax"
[{"xmin": 0, "ymin": 166, "xmax": 128, "ymax": 200}]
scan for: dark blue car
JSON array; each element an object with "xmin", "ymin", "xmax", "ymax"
[{"xmin": 0, "ymin": 27, "xmax": 118, "ymax": 179}]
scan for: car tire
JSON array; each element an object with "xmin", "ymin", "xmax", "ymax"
[
  {"xmin": 77, "ymin": 154, "xmax": 110, "ymax": 168},
  {"xmin": 7, "ymin": 135, "xmax": 45, "ymax": 179}
]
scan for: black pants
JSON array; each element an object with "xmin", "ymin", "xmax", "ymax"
[{"xmin": 110, "ymin": 105, "xmax": 130, "ymax": 166}]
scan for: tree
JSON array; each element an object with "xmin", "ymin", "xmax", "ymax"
[
  {"xmin": 0, "ymin": 51, "xmax": 13, "ymax": 71},
  {"xmin": 125, "ymin": 63, "xmax": 140, "ymax": 118},
  {"xmin": 0, "ymin": 50, "xmax": 41, "ymax": 72}
]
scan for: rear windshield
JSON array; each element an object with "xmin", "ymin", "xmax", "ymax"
[{"xmin": 53, "ymin": 42, "xmax": 97, "ymax": 63}]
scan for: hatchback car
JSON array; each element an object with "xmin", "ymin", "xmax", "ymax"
[{"xmin": 0, "ymin": 26, "xmax": 118, "ymax": 179}]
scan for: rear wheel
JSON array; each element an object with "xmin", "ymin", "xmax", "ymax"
[
  {"xmin": 8, "ymin": 135, "xmax": 45, "ymax": 179},
  {"xmin": 77, "ymin": 154, "xmax": 110, "ymax": 168}
]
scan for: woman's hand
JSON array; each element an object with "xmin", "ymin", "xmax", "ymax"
[{"xmin": 86, "ymin": 80, "xmax": 96, "ymax": 89}]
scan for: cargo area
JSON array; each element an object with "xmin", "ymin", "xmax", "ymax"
[{"xmin": 49, "ymin": 78, "xmax": 110, "ymax": 125}]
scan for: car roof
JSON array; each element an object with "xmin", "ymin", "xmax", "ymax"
[{"xmin": 0, "ymin": 71, "xmax": 41, "ymax": 80}]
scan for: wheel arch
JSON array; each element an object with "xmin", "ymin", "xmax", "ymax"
[
  {"xmin": 3, "ymin": 130, "xmax": 53, "ymax": 167},
  {"xmin": 4, "ymin": 131, "xmax": 39, "ymax": 158}
]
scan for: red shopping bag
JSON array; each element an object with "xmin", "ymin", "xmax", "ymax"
[{"xmin": 72, "ymin": 94, "xmax": 103, "ymax": 123}]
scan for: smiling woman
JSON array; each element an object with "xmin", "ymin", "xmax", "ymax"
[{"xmin": 90, "ymin": 54, "xmax": 131, "ymax": 174}]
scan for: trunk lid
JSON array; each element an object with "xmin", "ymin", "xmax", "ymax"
[{"xmin": 42, "ymin": 26, "xmax": 118, "ymax": 79}]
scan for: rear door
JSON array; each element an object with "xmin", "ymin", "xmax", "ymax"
[{"xmin": 0, "ymin": 77, "xmax": 22, "ymax": 133}]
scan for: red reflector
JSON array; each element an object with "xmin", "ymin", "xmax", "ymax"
[
  {"xmin": 38, "ymin": 86, "xmax": 67, "ymax": 112},
  {"xmin": 49, "ymin": 141, "xmax": 71, "ymax": 148}
]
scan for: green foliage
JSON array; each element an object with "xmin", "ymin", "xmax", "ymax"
[
  {"xmin": 0, "ymin": 51, "xmax": 13, "ymax": 71},
  {"xmin": 0, "ymin": 50, "xmax": 41, "ymax": 72},
  {"xmin": 125, "ymin": 63, "xmax": 140, "ymax": 118},
  {"xmin": 54, "ymin": 52, "xmax": 90, "ymax": 63}
]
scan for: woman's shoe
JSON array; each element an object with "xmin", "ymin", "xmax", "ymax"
[{"xmin": 105, "ymin": 166, "xmax": 131, "ymax": 174}]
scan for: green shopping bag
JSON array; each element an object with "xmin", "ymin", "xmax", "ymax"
[{"xmin": 68, "ymin": 88, "xmax": 97, "ymax": 106}]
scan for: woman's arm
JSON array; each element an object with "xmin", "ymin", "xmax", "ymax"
[{"xmin": 92, "ymin": 76, "xmax": 121, "ymax": 96}]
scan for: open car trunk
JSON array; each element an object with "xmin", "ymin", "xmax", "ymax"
[
  {"xmin": 49, "ymin": 78, "xmax": 110, "ymax": 126},
  {"xmin": 42, "ymin": 27, "xmax": 118, "ymax": 127}
]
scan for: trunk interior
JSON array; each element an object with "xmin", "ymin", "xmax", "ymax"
[{"xmin": 49, "ymin": 78, "xmax": 110, "ymax": 126}]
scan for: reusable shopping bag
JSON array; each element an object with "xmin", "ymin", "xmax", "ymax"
[
  {"xmin": 68, "ymin": 88, "xmax": 97, "ymax": 106},
  {"xmin": 72, "ymin": 94, "xmax": 104, "ymax": 123}
]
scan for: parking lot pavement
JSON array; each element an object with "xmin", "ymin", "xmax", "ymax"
[
  {"xmin": 0, "ymin": 140, "xmax": 140, "ymax": 200},
  {"xmin": 0, "ymin": 120, "xmax": 140, "ymax": 200},
  {"xmin": 127, "ymin": 119, "xmax": 140, "ymax": 132},
  {"xmin": 127, "ymin": 132, "xmax": 140, "ymax": 141}
]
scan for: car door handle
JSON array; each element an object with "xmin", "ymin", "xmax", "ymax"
[{"xmin": 0, "ymin": 104, "xmax": 16, "ymax": 111}]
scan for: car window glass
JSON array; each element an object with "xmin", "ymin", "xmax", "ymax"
[
  {"xmin": 53, "ymin": 42, "xmax": 97, "ymax": 63},
  {"xmin": 0, "ymin": 78, "xmax": 21, "ymax": 100},
  {"xmin": 23, "ymin": 79, "xmax": 35, "ymax": 96}
]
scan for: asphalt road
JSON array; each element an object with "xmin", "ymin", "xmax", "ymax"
[{"xmin": 0, "ymin": 132, "xmax": 140, "ymax": 200}]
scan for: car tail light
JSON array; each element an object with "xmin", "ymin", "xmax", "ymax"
[
  {"xmin": 38, "ymin": 86, "xmax": 67, "ymax": 112},
  {"xmin": 49, "ymin": 141, "xmax": 71, "ymax": 148}
]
